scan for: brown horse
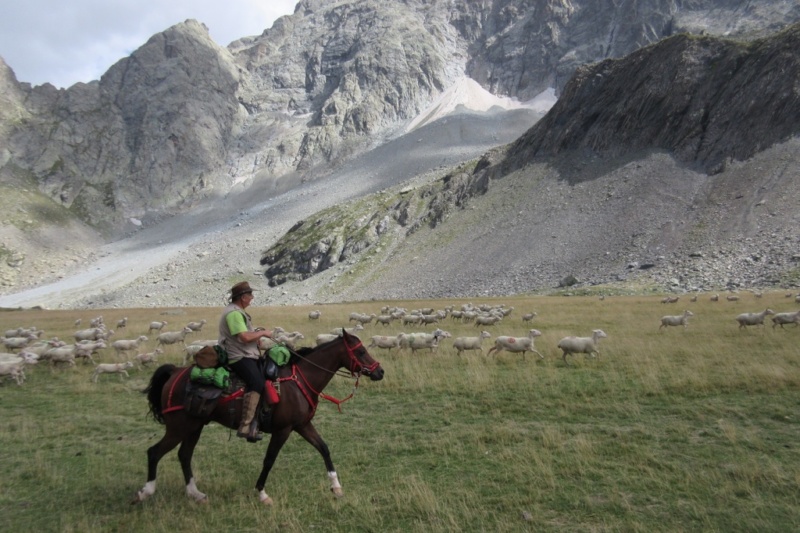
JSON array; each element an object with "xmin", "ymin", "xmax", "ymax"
[{"xmin": 132, "ymin": 331, "xmax": 384, "ymax": 505}]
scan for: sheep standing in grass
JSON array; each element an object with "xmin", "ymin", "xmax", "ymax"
[
  {"xmin": 308, "ymin": 310, "xmax": 321, "ymax": 321},
  {"xmin": 186, "ymin": 320, "xmax": 207, "ymax": 332},
  {"xmin": 659, "ymin": 310, "xmax": 694, "ymax": 330},
  {"xmin": 112, "ymin": 335, "xmax": 149, "ymax": 358},
  {"xmin": 453, "ymin": 331, "xmax": 492, "ymax": 355},
  {"xmin": 116, "ymin": 317, "xmax": 128, "ymax": 329},
  {"xmin": 558, "ymin": 330, "xmax": 608, "ymax": 364},
  {"xmin": 487, "ymin": 329, "xmax": 542, "ymax": 359},
  {"xmin": 771, "ymin": 310, "xmax": 800, "ymax": 329},
  {"xmin": 736, "ymin": 308, "xmax": 775, "ymax": 329},
  {"xmin": 148, "ymin": 321, "xmax": 168, "ymax": 334},
  {"xmin": 92, "ymin": 361, "xmax": 134, "ymax": 382},
  {"xmin": 521, "ymin": 312, "xmax": 538, "ymax": 323},
  {"xmin": 156, "ymin": 327, "xmax": 193, "ymax": 349}
]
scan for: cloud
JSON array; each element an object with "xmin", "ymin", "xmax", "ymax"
[{"xmin": 0, "ymin": 0, "xmax": 298, "ymax": 88}]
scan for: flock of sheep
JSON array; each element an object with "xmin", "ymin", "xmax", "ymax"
[
  {"xmin": 0, "ymin": 316, "xmax": 209, "ymax": 385},
  {"xmin": 2, "ymin": 290, "xmax": 798, "ymax": 386}
]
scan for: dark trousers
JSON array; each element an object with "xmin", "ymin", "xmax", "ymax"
[{"xmin": 230, "ymin": 357, "xmax": 265, "ymax": 395}]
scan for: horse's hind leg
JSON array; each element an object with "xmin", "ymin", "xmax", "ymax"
[
  {"xmin": 178, "ymin": 425, "xmax": 208, "ymax": 503},
  {"xmin": 132, "ymin": 429, "xmax": 183, "ymax": 504},
  {"xmin": 296, "ymin": 423, "xmax": 343, "ymax": 498}
]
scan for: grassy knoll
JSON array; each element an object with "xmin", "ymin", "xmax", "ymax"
[{"xmin": 1, "ymin": 293, "xmax": 799, "ymax": 532}]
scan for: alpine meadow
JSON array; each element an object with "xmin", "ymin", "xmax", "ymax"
[{"xmin": 2, "ymin": 292, "xmax": 799, "ymax": 532}]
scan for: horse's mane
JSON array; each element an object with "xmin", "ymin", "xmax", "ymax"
[{"xmin": 289, "ymin": 346, "xmax": 315, "ymax": 364}]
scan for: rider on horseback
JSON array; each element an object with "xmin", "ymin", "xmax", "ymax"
[{"xmin": 218, "ymin": 281, "xmax": 274, "ymax": 443}]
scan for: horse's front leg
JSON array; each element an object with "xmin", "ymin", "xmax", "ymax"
[
  {"xmin": 296, "ymin": 422, "xmax": 343, "ymax": 498},
  {"xmin": 178, "ymin": 425, "xmax": 207, "ymax": 503},
  {"xmin": 255, "ymin": 427, "xmax": 293, "ymax": 505},
  {"xmin": 132, "ymin": 428, "xmax": 182, "ymax": 504}
]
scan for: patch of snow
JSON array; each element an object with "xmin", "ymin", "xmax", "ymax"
[{"xmin": 406, "ymin": 77, "xmax": 556, "ymax": 132}]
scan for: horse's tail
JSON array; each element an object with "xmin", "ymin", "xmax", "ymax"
[{"xmin": 142, "ymin": 363, "xmax": 176, "ymax": 424}]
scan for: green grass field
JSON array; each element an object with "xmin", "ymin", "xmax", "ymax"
[{"xmin": 1, "ymin": 294, "xmax": 799, "ymax": 532}]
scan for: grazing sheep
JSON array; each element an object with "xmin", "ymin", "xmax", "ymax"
[
  {"xmin": 735, "ymin": 308, "xmax": 775, "ymax": 329},
  {"xmin": 92, "ymin": 361, "xmax": 134, "ymax": 382},
  {"xmin": 148, "ymin": 321, "xmax": 168, "ymax": 334},
  {"xmin": 116, "ymin": 317, "xmax": 128, "ymax": 329},
  {"xmin": 453, "ymin": 331, "xmax": 492, "ymax": 355},
  {"xmin": 771, "ymin": 310, "xmax": 800, "ymax": 329},
  {"xmin": 111, "ymin": 335, "xmax": 149, "ymax": 358},
  {"xmin": 487, "ymin": 329, "xmax": 543, "ymax": 359},
  {"xmin": 156, "ymin": 327, "xmax": 193, "ymax": 348},
  {"xmin": 710, "ymin": 294, "xmax": 719, "ymax": 302},
  {"xmin": 726, "ymin": 295, "xmax": 740, "ymax": 302},
  {"xmin": 521, "ymin": 312, "xmax": 537, "ymax": 323},
  {"xmin": 308, "ymin": 310, "xmax": 321, "ymax": 320},
  {"xmin": 368, "ymin": 335, "xmax": 404, "ymax": 351},
  {"xmin": 660, "ymin": 296, "xmax": 679, "ymax": 304},
  {"xmin": 659, "ymin": 310, "xmax": 694, "ymax": 330},
  {"xmin": 186, "ymin": 320, "xmax": 207, "ymax": 332},
  {"xmin": 558, "ymin": 330, "xmax": 608, "ymax": 364}
]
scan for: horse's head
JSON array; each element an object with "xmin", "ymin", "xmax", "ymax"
[{"xmin": 341, "ymin": 330, "xmax": 384, "ymax": 381}]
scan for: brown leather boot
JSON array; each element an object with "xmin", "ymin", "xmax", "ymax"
[{"xmin": 237, "ymin": 391, "xmax": 263, "ymax": 442}]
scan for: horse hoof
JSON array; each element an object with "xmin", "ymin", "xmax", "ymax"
[
  {"xmin": 197, "ymin": 496, "xmax": 210, "ymax": 505},
  {"xmin": 259, "ymin": 494, "xmax": 274, "ymax": 506},
  {"xmin": 331, "ymin": 487, "xmax": 344, "ymax": 498}
]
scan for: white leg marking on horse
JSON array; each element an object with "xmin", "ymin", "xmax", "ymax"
[
  {"xmin": 136, "ymin": 481, "xmax": 156, "ymax": 501},
  {"xmin": 186, "ymin": 477, "xmax": 208, "ymax": 503},
  {"xmin": 259, "ymin": 490, "xmax": 273, "ymax": 505},
  {"xmin": 329, "ymin": 471, "xmax": 344, "ymax": 497}
]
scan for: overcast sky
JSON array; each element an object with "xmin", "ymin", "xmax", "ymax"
[{"xmin": 0, "ymin": 0, "xmax": 298, "ymax": 89}]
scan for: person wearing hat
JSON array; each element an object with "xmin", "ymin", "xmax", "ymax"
[{"xmin": 218, "ymin": 281, "xmax": 272, "ymax": 442}]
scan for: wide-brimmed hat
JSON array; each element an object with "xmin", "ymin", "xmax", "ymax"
[{"xmin": 230, "ymin": 281, "xmax": 256, "ymax": 301}]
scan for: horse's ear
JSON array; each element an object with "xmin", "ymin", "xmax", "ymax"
[{"xmin": 341, "ymin": 328, "xmax": 347, "ymax": 337}]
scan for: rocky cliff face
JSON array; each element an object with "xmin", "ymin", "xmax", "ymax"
[
  {"xmin": 258, "ymin": 21, "xmax": 800, "ymax": 297},
  {"xmin": 3, "ymin": 1, "xmax": 797, "ymax": 235}
]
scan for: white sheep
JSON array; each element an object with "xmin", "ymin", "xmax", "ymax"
[
  {"xmin": 727, "ymin": 295, "xmax": 740, "ymax": 302},
  {"xmin": 771, "ymin": 310, "xmax": 800, "ymax": 329},
  {"xmin": 116, "ymin": 317, "xmax": 128, "ymax": 329},
  {"xmin": 474, "ymin": 315, "xmax": 502, "ymax": 327},
  {"xmin": 328, "ymin": 325, "xmax": 363, "ymax": 336},
  {"xmin": 186, "ymin": 319, "xmax": 207, "ymax": 332},
  {"xmin": 558, "ymin": 329, "xmax": 608, "ymax": 364},
  {"xmin": 183, "ymin": 341, "xmax": 218, "ymax": 364},
  {"xmin": 401, "ymin": 329, "xmax": 450, "ymax": 353},
  {"xmin": 156, "ymin": 327, "xmax": 193, "ymax": 348},
  {"xmin": 487, "ymin": 329, "xmax": 543, "ymax": 359},
  {"xmin": 315, "ymin": 333, "xmax": 340, "ymax": 346},
  {"xmin": 148, "ymin": 321, "xmax": 168, "ymax": 334},
  {"xmin": 74, "ymin": 340, "xmax": 107, "ymax": 364},
  {"xmin": 736, "ymin": 308, "xmax": 775, "ymax": 329},
  {"xmin": 0, "ymin": 360, "xmax": 26, "ymax": 385},
  {"xmin": 46, "ymin": 345, "xmax": 77, "ymax": 366},
  {"xmin": 111, "ymin": 335, "xmax": 149, "ymax": 358},
  {"xmin": 659, "ymin": 310, "xmax": 694, "ymax": 330},
  {"xmin": 135, "ymin": 348, "xmax": 163, "ymax": 367},
  {"xmin": 521, "ymin": 312, "xmax": 537, "ymax": 323},
  {"xmin": 74, "ymin": 327, "xmax": 111, "ymax": 342},
  {"xmin": 453, "ymin": 331, "xmax": 492, "ymax": 355},
  {"xmin": 368, "ymin": 335, "xmax": 404, "ymax": 351},
  {"xmin": 308, "ymin": 310, "xmax": 322, "ymax": 320},
  {"xmin": 2, "ymin": 336, "xmax": 32, "ymax": 351},
  {"xmin": 92, "ymin": 361, "xmax": 134, "ymax": 382}
]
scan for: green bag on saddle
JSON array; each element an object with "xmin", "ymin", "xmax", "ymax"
[
  {"xmin": 268, "ymin": 344, "xmax": 291, "ymax": 366},
  {"xmin": 190, "ymin": 366, "xmax": 231, "ymax": 389}
]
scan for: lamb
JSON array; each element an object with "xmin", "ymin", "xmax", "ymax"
[
  {"xmin": 659, "ymin": 310, "xmax": 694, "ymax": 330},
  {"xmin": 111, "ymin": 335, "xmax": 149, "ymax": 358},
  {"xmin": 521, "ymin": 312, "xmax": 538, "ymax": 323},
  {"xmin": 368, "ymin": 335, "xmax": 404, "ymax": 351},
  {"xmin": 771, "ymin": 310, "xmax": 800, "ymax": 329},
  {"xmin": 116, "ymin": 317, "xmax": 128, "ymax": 329},
  {"xmin": 92, "ymin": 361, "xmax": 134, "ymax": 382},
  {"xmin": 308, "ymin": 310, "xmax": 321, "ymax": 320},
  {"xmin": 453, "ymin": 331, "xmax": 492, "ymax": 355},
  {"xmin": 156, "ymin": 327, "xmax": 194, "ymax": 348},
  {"xmin": 487, "ymin": 329, "xmax": 543, "ymax": 359},
  {"xmin": 735, "ymin": 308, "xmax": 775, "ymax": 329},
  {"xmin": 558, "ymin": 329, "xmax": 608, "ymax": 364},
  {"xmin": 186, "ymin": 319, "xmax": 207, "ymax": 332},
  {"xmin": 148, "ymin": 321, "xmax": 168, "ymax": 334}
]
